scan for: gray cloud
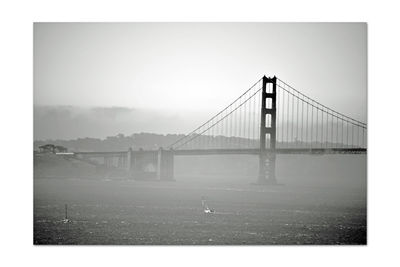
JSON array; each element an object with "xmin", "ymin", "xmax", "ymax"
[{"xmin": 34, "ymin": 105, "xmax": 211, "ymax": 140}]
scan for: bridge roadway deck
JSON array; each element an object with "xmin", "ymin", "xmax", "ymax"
[
  {"xmin": 73, "ymin": 151, "xmax": 127, "ymax": 157},
  {"xmin": 72, "ymin": 148, "xmax": 366, "ymax": 157},
  {"xmin": 173, "ymin": 148, "xmax": 366, "ymax": 155}
]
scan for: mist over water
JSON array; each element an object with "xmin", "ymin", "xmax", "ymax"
[{"xmin": 34, "ymin": 151, "xmax": 366, "ymax": 245}]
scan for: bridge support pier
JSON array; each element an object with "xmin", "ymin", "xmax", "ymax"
[
  {"xmin": 128, "ymin": 149, "xmax": 147, "ymax": 179},
  {"xmin": 127, "ymin": 148, "xmax": 132, "ymax": 171},
  {"xmin": 258, "ymin": 152, "xmax": 277, "ymax": 184},
  {"xmin": 104, "ymin": 156, "xmax": 112, "ymax": 168},
  {"xmin": 126, "ymin": 148, "xmax": 174, "ymax": 181},
  {"xmin": 157, "ymin": 148, "xmax": 174, "ymax": 181}
]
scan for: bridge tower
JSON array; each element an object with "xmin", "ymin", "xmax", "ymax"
[{"xmin": 258, "ymin": 76, "xmax": 277, "ymax": 184}]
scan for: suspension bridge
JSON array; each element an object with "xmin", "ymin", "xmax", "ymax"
[{"xmin": 69, "ymin": 76, "xmax": 367, "ymax": 184}]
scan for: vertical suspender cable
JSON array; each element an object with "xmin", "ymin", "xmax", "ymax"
[
  {"xmin": 301, "ymin": 95, "xmax": 304, "ymax": 147},
  {"xmin": 291, "ymin": 91, "xmax": 294, "ymax": 146},
  {"xmin": 311, "ymin": 104, "xmax": 314, "ymax": 148},
  {"xmin": 244, "ymin": 93, "xmax": 248, "ymax": 147},
  {"xmin": 245, "ymin": 94, "xmax": 250, "ymax": 146},
  {"xmin": 331, "ymin": 113, "xmax": 333, "ymax": 148},
  {"xmin": 216, "ymin": 115, "xmax": 219, "ymax": 148},
  {"xmin": 346, "ymin": 121, "xmax": 349, "ymax": 148},
  {"xmin": 326, "ymin": 110, "xmax": 328, "ymax": 148},
  {"xmin": 362, "ymin": 127, "xmax": 365, "ymax": 148},
  {"xmin": 281, "ymin": 87, "xmax": 285, "ymax": 147},
  {"xmin": 251, "ymin": 91, "xmax": 256, "ymax": 147},
  {"xmin": 306, "ymin": 100, "xmax": 309, "ymax": 146},
  {"xmin": 341, "ymin": 116, "xmax": 344, "ymax": 148},
  {"xmin": 225, "ymin": 108, "xmax": 228, "ymax": 147},
  {"xmin": 251, "ymin": 90, "xmax": 254, "ymax": 146},
  {"xmin": 287, "ymin": 85, "xmax": 290, "ymax": 148},
  {"xmin": 316, "ymin": 104, "xmax": 318, "ymax": 148},
  {"xmin": 238, "ymin": 96, "xmax": 242, "ymax": 146},
  {"xmin": 228, "ymin": 103, "xmax": 232, "ymax": 147},
  {"xmin": 231, "ymin": 103, "xmax": 235, "ymax": 148},
  {"xmin": 296, "ymin": 93, "xmax": 299, "ymax": 147},
  {"xmin": 357, "ymin": 125, "xmax": 359, "ymax": 148},
  {"xmin": 248, "ymin": 92, "xmax": 252, "ymax": 147},
  {"xmin": 321, "ymin": 106, "xmax": 324, "ymax": 148},
  {"xmin": 336, "ymin": 115, "xmax": 338, "ymax": 146}
]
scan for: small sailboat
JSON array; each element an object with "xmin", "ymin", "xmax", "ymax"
[
  {"xmin": 201, "ymin": 196, "xmax": 214, "ymax": 214},
  {"xmin": 62, "ymin": 204, "xmax": 71, "ymax": 223}
]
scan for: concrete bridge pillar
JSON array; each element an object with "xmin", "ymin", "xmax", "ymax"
[
  {"xmin": 157, "ymin": 148, "xmax": 174, "ymax": 181},
  {"xmin": 104, "ymin": 156, "xmax": 111, "ymax": 168},
  {"xmin": 127, "ymin": 148, "xmax": 132, "ymax": 171},
  {"xmin": 117, "ymin": 156, "xmax": 122, "ymax": 168},
  {"xmin": 129, "ymin": 148, "xmax": 145, "ymax": 177}
]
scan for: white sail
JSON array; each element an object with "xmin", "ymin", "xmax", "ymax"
[{"xmin": 201, "ymin": 197, "xmax": 214, "ymax": 213}]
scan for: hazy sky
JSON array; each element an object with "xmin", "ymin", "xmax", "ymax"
[{"xmin": 34, "ymin": 23, "xmax": 366, "ymax": 139}]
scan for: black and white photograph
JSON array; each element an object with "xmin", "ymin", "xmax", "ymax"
[
  {"xmin": 3, "ymin": 0, "xmax": 400, "ymax": 266},
  {"xmin": 33, "ymin": 22, "xmax": 367, "ymax": 245}
]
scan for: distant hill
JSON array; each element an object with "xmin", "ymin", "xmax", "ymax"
[{"xmin": 34, "ymin": 133, "xmax": 185, "ymax": 152}]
